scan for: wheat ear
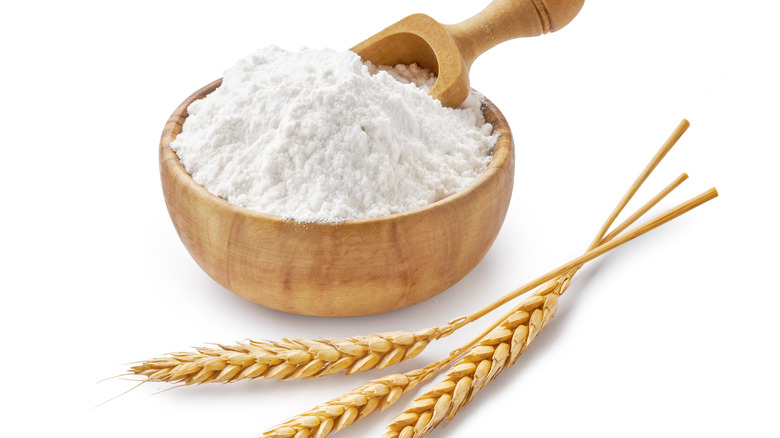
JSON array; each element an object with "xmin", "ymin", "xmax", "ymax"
[
  {"xmin": 382, "ymin": 275, "xmax": 567, "ymax": 438},
  {"xmin": 262, "ymin": 363, "xmax": 443, "ymax": 438},
  {"xmin": 130, "ymin": 318, "xmax": 480, "ymax": 385}
]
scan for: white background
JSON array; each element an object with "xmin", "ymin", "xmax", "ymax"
[{"xmin": 2, "ymin": 1, "xmax": 778, "ymax": 437}]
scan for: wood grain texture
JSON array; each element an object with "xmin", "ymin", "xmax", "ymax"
[
  {"xmin": 352, "ymin": 0, "xmax": 585, "ymax": 108},
  {"xmin": 159, "ymin": 79, "xmax": 514, "ymax": 317}
]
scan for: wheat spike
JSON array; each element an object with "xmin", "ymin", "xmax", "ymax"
[
  {"xmin": 262, "ymin": 364, "xmax": 444, "ymax": 438},
  {"xmin": 130, "ymin": 323, "xmax": 469, "ymax": 385},
  {"xmin": 383, "ymin": 274, "xmax": 569, "ymax": 438}
]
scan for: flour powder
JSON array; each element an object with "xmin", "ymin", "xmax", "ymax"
[{"xmin": 171, "ymin": 47, "xmax": 497, "ymax": 222}]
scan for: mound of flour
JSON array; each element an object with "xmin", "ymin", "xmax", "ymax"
[{"xmin": 171, "ymin": 47, "xmax": 496, "ymax": 222}]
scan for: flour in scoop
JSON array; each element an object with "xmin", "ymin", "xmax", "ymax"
[{"xmin": 171, "ymin": 47, "xmax": 497, "ymax": 222}]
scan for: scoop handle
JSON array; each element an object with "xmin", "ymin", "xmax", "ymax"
[{"xmin": 447, "ymin": 0, "xmax": 585, "ymax": 66}]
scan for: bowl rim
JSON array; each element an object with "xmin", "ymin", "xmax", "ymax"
[{"xmin": 159, "ymin": 78, "xmax": 513, "ymax": 228}]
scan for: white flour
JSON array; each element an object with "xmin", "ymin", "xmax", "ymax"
[{"xmin": 171, "ymin": 47, "xmax": 496, "ymax": 222}]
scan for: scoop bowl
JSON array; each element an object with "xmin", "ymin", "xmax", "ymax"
[{"xmin": 352, "ymin": 0, "xmax": 585, "ymax": 108}]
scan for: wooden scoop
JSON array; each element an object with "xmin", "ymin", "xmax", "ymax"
[{"xmin": 352, "ymin": 0, "xmax": 585, "ymax": 108}]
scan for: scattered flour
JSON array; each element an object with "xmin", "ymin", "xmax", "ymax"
[{"xmin": 171, "ymin": 47, "xmax": 497, "ymax": 222}]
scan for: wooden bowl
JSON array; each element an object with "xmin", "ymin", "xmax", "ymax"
[{"xmin": 159, "ymin": 78, "xmax": 514, "ymax": 317}]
